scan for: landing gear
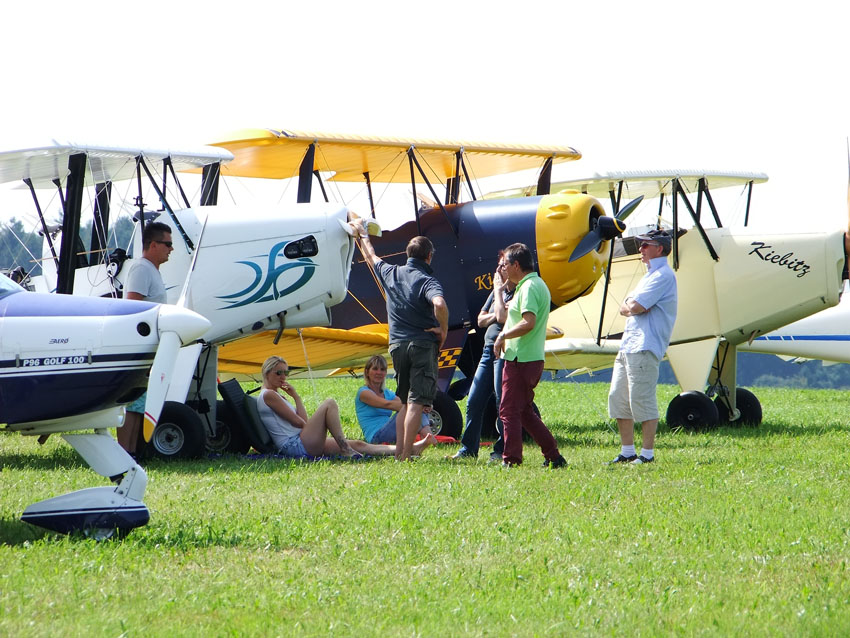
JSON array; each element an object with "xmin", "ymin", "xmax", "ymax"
[
  {"xmin": 665, "ymin": 391, "xmax": 719, "ymax": 431},
  {"xmin": 715, "ymin": 388, "xmax": 762, "ymax": 427},
  {"xmin": 146, "ymin": 401, "xmax": 206, "ymax": 460},
  {"xmin": 206, "ymin": 400, "xmax": 250, "ymax": 454},
  {"xmin": 429, "ymin": 391, "xmax": 463, "ymax": 438}
]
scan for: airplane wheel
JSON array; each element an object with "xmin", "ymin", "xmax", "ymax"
[
  {"xmin": 148, "ymin": 401, "xmax": 206, "ymax": 460},
  {"xmin": 481, "ymin": 395, "xmax": 499, "ymax": 440},
  {"xmin": 665, "ymin": 391, "xmax": 719, "ymax": 431},
  {"xmin": 429, "ymin": 391, "xmax": 463, "ymax": 438},
  {"xmin": 715, "ymin": 388, "xmax": 762, "ymax": 427},
  {"xmin": 206, "ymin": 401, "xmax": 250, "ymax": 454}
]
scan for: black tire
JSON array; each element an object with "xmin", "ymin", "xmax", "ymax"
[
  {"xmin": 480, "ymin": 397, "xmax": 535, "ymax": 441},
  {"xmin": 429, "ymin": 391, "xmax": 463, "ymax": 438},
  {"xmin": 665, "ymin": 391, "xmax": 719, "ymax": 431},
  {"xmin": 206, "ymin": 400, "xmax": 250, "ymax": 454},
  {"xmin": 481, "ymin": 395, "xmax": 499, "ymax": 440},
  {"xmin": 715, "ymin": 388, "xmax": 762, "ymax": 427},
  {"xmin": 146, "ymin": 401, "xmax": 206, "ymax": 460}
]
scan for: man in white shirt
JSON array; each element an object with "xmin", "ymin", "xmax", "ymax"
[
  {"xmin": 117, "ymin": 222, "xmax": 173, "ymax": 455},
  {"xmin": 607, "ymin": 229, "xmax": 678, "ymax": 465}
]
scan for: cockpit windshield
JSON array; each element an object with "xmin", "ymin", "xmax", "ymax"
[{"xmin": 0, "ymin": 274, "xmax": 24, "ymax": 300}]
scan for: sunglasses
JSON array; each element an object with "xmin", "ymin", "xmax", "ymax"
[
  {"xmin": 274, "ymin": 369, "xmax": 289, "ymax": 376},
  {"xmin": 639, "ymin": 242, "xmax": 660, "ymax": 249},
  {"xmin": 155, "ymin": 240, "xmax": 173, "ymax": 248}
]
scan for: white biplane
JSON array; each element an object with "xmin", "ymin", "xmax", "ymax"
[
  {"xmin": 0, "ymin": 140, "xmax": 364, "ymax": 458},
  {"xmin": 539, "ymin": 170, "xmax": 848, "ymax": 428}
]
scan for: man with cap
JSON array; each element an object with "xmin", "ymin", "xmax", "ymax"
[{"xmin": 607, "ymin": 229, "xmax": 678, "ymax": 465}]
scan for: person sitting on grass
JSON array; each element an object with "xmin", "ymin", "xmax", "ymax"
[
  {"xmin": 258, "ymin": 356, "xmax": 432, "ymax": 459},
  {"xmin": 355, "ymin": 355, "xmax": 436, "ymax": 449}
]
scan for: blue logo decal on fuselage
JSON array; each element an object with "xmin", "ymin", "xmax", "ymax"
[{"xmin": 217, "ymin": 241, "xmax": 316, "ymax": 309}]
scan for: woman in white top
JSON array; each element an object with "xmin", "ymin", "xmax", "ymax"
[{"xmin": 259, "ymin": 356, "xmax": 431, "ymax": 459}]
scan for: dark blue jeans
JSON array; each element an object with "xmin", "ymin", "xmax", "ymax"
[
  {"xmin": 459, "ymin": 344, "xmax": 496, "ymax": 456},
  {"xmin": 492, "ymin": 356, "xmax": 505, "ymax": 456}
]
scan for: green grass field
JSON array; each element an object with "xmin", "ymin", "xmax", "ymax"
[{"xmin": 2, "ymin": 381, "xmax": 849, "ymax": 637}]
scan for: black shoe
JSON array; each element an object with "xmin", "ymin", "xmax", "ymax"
[
  {"xmin": 544, "ymin": 454, "xmax": 568, "ymax": 469},
  {"xmin": 607, "ymin": 454, "xmax": 638, "ymax": 465},
  {"xmin": 631, "ymin": 455, "xmax": 654, "ymax": 465}
]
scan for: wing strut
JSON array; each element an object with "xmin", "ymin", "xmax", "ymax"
[
  {"xmin": 165, "ymin": 157, "xmax": 194, "ymax": 208},
  {"xmin": 406, "ymin": 147, "xmax": 459, "ymax": 238},
  {"xmin": 673, "ymin": 178, "xmax": 718, "ymax": 263},
  {"xmin": 90, "ymin": 182, "xmax": 111, "ymax": 266},
  {"xmin": 698, "ymin": 178, "xmax": 723, "ymax": 228},
  {"xmin": 56, "ymin": 153, "xmax": 87, "ymax": 294},
  {"xmin": 743, "ymin": 180, "xmax": 754, "ymax": 227},
  {"xmin": 363, "ymin": 171, "xmax": 376, "ymax": 218},
  {"xmin": 537, "ymin": 157, "xmax": 553, "ymax": 196},
  {"xmin": 297, "ymin": 143, "xmax": 316, "ymax": 203},
  {"xmin": 23, "ymin": 178, "xmax": 59, "ymax": 266},
  {"xmin": 135, "ymin": 156, "xmax": 195, "ymax": 251}
]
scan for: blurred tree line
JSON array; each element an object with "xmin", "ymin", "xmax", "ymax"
[
  {"xmin": 1, "ymin": 216, "xmax": 134, "ymax": 276},
  {"xmin": 550, "ymin": 352, "xmax": 850, "ymax": 389}
]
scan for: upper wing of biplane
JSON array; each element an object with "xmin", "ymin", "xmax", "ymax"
[
  {"xmin": 487, "ymin": 168, "xmax": 768, "ymax": 200},
  {"xmin": 208, "ymin": 128, "xmax": 580, "ymax": 184},
  {"xmin": 0, "ymin": 140, "xmax": 233, "ymax": 188},
  {"xmin": 211, "ymin": 130, "xmax": 584, "ymax": 383}
]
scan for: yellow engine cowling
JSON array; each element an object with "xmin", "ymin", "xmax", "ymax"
[{"xmin": 535, "ymin": 190, "xmax": 610, "ymax": 306}]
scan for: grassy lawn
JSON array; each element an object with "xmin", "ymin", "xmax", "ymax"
[{"xmin": 2, "ymin": 381, "xmax": 849, "ymax": 637}]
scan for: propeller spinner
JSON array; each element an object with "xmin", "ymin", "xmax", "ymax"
[{"xmin": 568, "ymin": 195, "xmax": 644, "ymax": 263}]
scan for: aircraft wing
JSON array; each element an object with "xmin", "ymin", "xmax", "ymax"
[
  {"xmin": 207, "ymin": 128, "xmax": 581, "ymax": 183},
  {"xmin": 544, "ymin": 337, "xmax": 621, "ymax": 374},
  {"xmin": 0, "ymin": 141, "xmax": 234, "ymax": 187},
  {"xmin": 217, "ymin": 325, "xmax": 390, "ymax": 377},
  {"xmin": 487, "ymin": 169, "xmax": 768, "ymax": 199}
]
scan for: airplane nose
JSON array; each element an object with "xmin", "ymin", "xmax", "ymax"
[{"xmin": 155, "ymin": 304, "xmax": 211, "ymax": 345}]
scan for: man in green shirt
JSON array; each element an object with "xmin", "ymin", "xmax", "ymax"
[{"xmin": 494, "ymin": 243, "xmax": 567, "ymax": 468}]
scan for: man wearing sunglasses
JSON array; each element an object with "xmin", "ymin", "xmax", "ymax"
[
  {"xmin": 119, "ymin": 221, "xmax": 174, "ymax": 455},
  {"xmin": 125, "ymin": 222, "xmax": 173, "ymax": 304},
  {"xmin": 608, "ymin": 229, "xmax": 678, "ymax": 465}
]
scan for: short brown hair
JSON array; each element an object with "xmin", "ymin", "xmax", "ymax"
[{"xmin": 406, "ymin": 236, "xmax": 434, "ymax": 261}]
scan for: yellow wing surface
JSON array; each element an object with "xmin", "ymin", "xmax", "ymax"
[
  {"xmin": 208, "ymin": 128, "xmax": 581, "ymax": 183},
  {"xmin": 218, "ymin": 325, "xmax": 390, "ymax": 378}
]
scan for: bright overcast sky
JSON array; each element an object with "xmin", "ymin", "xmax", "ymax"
[{"xmin": 2, "ymin": 0, "xmax": 848, "ymax": 232}]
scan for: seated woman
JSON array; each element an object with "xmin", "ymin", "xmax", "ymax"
[
  {"xmin": 355, "ymin": 355, "xmax": 435, "ymax": 447},
  {"xmin": 258, "ymin": 356, "xmax": 432, "ymax": 459}
]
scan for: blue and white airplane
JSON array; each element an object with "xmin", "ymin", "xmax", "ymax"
[
  {"xmin": 739, "ymin": 283, "xmax": 850, "ymax": 365},
  {"xmin": 0, "ymin": 274, "xmax": 209, "ymax": 536}
]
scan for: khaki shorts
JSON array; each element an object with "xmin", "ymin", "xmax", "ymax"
[
  {"xmin": 608, "ymin": 351, "xmax": 660, "ymax": 423},
  {"xmin": 389, "ymin": 340, "xmax": 439, "ymax": 406}
]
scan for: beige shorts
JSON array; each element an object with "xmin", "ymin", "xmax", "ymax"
[{"xmin": 608, "ymin": 351, "xmax": 660, "ymax": 423}]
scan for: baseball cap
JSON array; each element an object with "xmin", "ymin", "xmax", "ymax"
[{"xmin": 635, "ymin": 229, "xmax": 672, "ymax": 250}]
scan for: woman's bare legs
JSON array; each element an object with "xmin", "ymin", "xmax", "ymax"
[
  {"xmin": 323, "ymin": 432, "xmax": 437, "ymax": 457},
  {"xmin": 299, "ymin": 399, "xmax": 358, "ymax": 456}
]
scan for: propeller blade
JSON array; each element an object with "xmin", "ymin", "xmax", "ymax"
[
  {"xmin": 569, "ymin": 228, "xmax": 603, "ymax": 263},
  {"xmin": 142, "ymin": 305, "xmax": 211, "ymax": 442},
  {"xmin": 143, "ymin": 330, "xmax": 181, "ymax": 442},
  {"xmin": 569, "ymin": 216, "xmax": 628, "ymax": 262},
  {"xmin": 616, "ymin": 195, "xmax": 644, "ymax": 221}
]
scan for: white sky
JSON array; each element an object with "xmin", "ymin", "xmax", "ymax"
[{"xmin": 2, "ymin": 0, "xmax": 848, "ymax": 233}]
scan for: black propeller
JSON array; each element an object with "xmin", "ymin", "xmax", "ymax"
[{"xmin": 568, "ymin": 195, "xmax": 644, "ymax": 263}]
